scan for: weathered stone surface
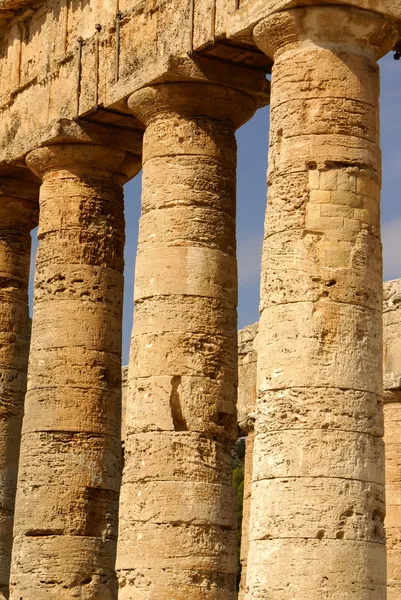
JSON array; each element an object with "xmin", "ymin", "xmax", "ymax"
[
  {"xmin": 237, "ymin": 323, "xmax": 258, "ymax": 433},
  {"xmin": 238, "ymin": 432, "xmax": 253, "ymax": 600},
  {"xmin": 116, "ymin": 82, "xmax": 257, "ymax": 599},
  {"xmin": 237, "ymin": 324, "xmax": 257, "ymax": 600},
  {"xmin": 0, "ymin": 169, "xmax": 38, "ymax": 600},
  {"xmin": 384, "ymin": 279, "xmax": 401, "ymax": 600},
  {"xmin": 9, "ymin": 142, "xmax": 140, "ymax": 599},
  {"xmin": 246, "ymin": 6, "xmax": 398, "ymax": 599}
]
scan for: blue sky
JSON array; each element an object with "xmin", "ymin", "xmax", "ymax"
[{"xmin": 29, "ymin": 52, "xmax": 401, "ymax": 365}]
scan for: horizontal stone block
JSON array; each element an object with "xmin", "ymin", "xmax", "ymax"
[
  {"xmin": 258, "ymin": 301, "xmax": 381, "ymax": 394},
  {"xmin": 117, "ymin": 567, "xmax": 236, "ymax": 600},
  {"xmin": 125, "ymin": 375, "xmax": 236, "ymax": 440},
  {"xmin": 18, "ymin": 431, "xmax": 121, "ymax": 491},
  {"xmin": 26, "ymin": 347, "xmax": 121, "ymax": 391},
  {"xmin": 119, "ymin": 481, "xmax": 236, "ymax": 528},
  {"xmin": 116, "ymin": 522, "xmax": 236, "ymax": 572},
  {"xmin": 123, "ymin": 432, "xmax": 232, "ymax": 486},
  {"xmin": 253, "ymin": 429, "xmax": 384, "ymax": 484},
  {"xmin": 130, "ymin": 331, "xmax": 237, "ymax": 381},
  {"xmin": 133, "ymin": 296, "xmax": 236, "ymax": 336},
  {"xmin": 250, "ymin": 477, "xmax": 385, "ymax": 543},
  {"xmin": 142, "ymin": 117, "xmax": 236, "ymax": 163},
  {"xmin": 141, "ymin": 156, "xmax": 236, "ymax": 216},
  {"xmin": 134, "ymin": 246, "xmax": 237, "ymax": 304},
  {"xmin": 138, "ymin": 206, "xmax": 236, "ymax": 255},
  {"xmin": 256, "ymin": 387, "xmax": 384, "ymax": 436},
  {"xmin": 31, "ymin": 300, "xmax": 122, "ymax": 353},
  {"xmin": 10, "ymin": 535, "xmax": 117, "ymax": 598},
  {"xmin": 33, "ymin": 264, "xmax": 123, "ymax": 306},
  {"xmin": 246, "ymin": 537, "xmax": 386, "ymax": 599},
  {"xmin": 260, "ymin": 228, "xmax": 382, "ymax": 311},
  {"xmin": 23, "ymin": 387, "xmax": 121, "ymax": 437},
  {"xmin": 14, "ymin": 484, "xmax": 118, "ymax": 538}
]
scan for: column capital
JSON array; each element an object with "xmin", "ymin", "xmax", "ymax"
[
  {"xmin": 128, "ymin": 82, "xmax": 257, "ymax": 129},
  {"xmin": 26, "ymin": 143, "xmax": 141, "ymax": 185},
  {"xmin": 253, "ymin": 5, "xmax": 398, "ymax": 61}
]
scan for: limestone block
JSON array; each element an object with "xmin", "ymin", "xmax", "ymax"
[{"xmin": 246, "ymin": 538, "xmax": 386, "ymax": 599}]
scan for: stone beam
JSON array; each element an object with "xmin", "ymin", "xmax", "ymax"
[{"xmin": 0, "ymin": 0, "xmax": 267, "ymax": 166}]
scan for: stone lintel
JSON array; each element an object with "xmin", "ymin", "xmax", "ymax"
[{"xmin": 227, "ymin": 0, "xmax": 401, "ymax": 46}]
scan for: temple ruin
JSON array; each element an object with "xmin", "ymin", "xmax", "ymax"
[{"xmin": 0, "ymin": 0, "xmax": 400, "ymax": 598}]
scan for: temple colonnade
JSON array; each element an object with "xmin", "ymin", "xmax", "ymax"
[{"xmin": 0, "ymin": 2, "xmax": 398, "ymax": 599}]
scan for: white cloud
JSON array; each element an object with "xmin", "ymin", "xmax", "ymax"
[
  {"xmin": 237, "ymin": 232, "xmax": 263, "ymax": 287},
  {"xmin": 383, "ymin": 218, "xmax": 401, "ymax": 282}
]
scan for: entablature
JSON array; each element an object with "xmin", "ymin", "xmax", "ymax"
[{"xmin": 0, "ymin": 0, "xmax": 399, "ymax": 167}]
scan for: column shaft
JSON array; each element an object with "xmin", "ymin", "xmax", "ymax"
[
  {"xmin": 237, "ymin": 323, "xmax": 258, "ymax": 600},
  {"xmin": 10, "ymin": 145, "xmax": 140, "ymax": 600},
  {"xmin": 385, "ymin": 397, "xmax": 401, "ymax": 600},
  {"xmin": 117, "ymin": 82, "xmax": 256, "ymax": 599},
  {"xmin": 249, "ymin": 6, "xmax": 398, "ymax": 599},
  {"xmin": 0, "ymin": 173, "xmax": 38, "ymax": 599},
  {"xmin": 238, "ymin": 432, "xmax": 254, "ymax": 600},
  {"xmin": 383, "ymin": 279, "xmax": 401, "ymax": 600}
]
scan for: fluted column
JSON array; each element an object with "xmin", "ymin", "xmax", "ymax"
[
  {"xmin": 117, "ymin": 82, "xmax": 256, "ymax": 599},
  {"xmin": 10, "ymin": 144, "xmax": 140, "ymax": 600},
  {"xmin": 248, "ymin": 6, "xmax": 398, "ymax": 599},
  {"xmin": 0, "ymin": 170, "xmax": 38, "ymax": 600},
  {"xmin": 383, "ymin": 279, "xmax": 401, "ymax": 600}
]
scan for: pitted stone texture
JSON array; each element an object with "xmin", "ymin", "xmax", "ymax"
[
  {"xmin": 237, "ymin": 323, "xmax": 257, "ymax": 600},
  {"xmin": 384, "ymin": 400, "xmax": 401, "ymax": 600},
  {"xmin": 121, "ymin": 366, "xmax": 128, "ymax": 446},
  {"xmin": 238, "ymin": 432, "xmax": 254, "ymax": 600},
  {"xmin": 9, "ymin": 144, "xmax": 140, "ymax": 600},
  {"xmin": 384, "ymin": 280, "xmax": 401, "ymax": 390},
  {"xmin": 384, "ymin": 279, "xmax": 401, "ymax": 600},
  {"xmin": 247, "ymin": 6, "xmax": 398, "ymax": 599},
  {"xmin": 117, "ymin": 82, "xmax": 257, "ymax": 599},
  {"xmin": 237, "ymin": 323, "xmax": 258, "ymax": 432},
  {"xmin": 0, "ymin": 171, "xmax": 38, "ymax": 600}
]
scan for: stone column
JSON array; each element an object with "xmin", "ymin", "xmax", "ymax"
[
  {"xmin": 10, "ymin": 143, "xmax": 140, "ymax": 600},
  {"xmin": 0, "ymin": 169, "xmax": 38, "ymax": 600},
  {"xmin": 117, "ymin": 82, "xmax": 257, "ymax": 599},
  {"xmin": 238, "ymin": 432, "xmax": 253, "ymax": 600},
  {"xmin": 247, "ymin": 6, "xmax": 398, "ymax": 599},
  {"xmin": 383, "ymin": 279, "xmax": 401, "ymax": 600},
  {"xmin": 237, "ymin": 324, "xmax": 258, "ymax": 600}
]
